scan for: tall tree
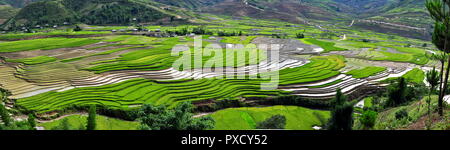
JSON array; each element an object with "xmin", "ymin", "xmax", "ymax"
[
  {"xmin": 426, "ymin": 0, "xmax": 450, "ymax": 116},
  {"xmin": 387, "ymin": 77, "xmax": 408, "ymax": 107},
  {"xmin": 327, "ymin": 89, "xmax": 354, "ymax": 130},
  {"xmin": 27, "ymin": 114, "xmax": 36, "ymax": 129},
  {"xmin": 427, "ymin": 52, "xmax": 447, "ymax": 103},
  {"xmin": 86, "ymin": 105, "xmax": 96, "ymax": 130},
  {"xmin": 426, "ymin": 67, "xmax": 440, "ymax": 128}
]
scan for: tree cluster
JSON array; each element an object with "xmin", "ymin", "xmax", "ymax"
[
  {"xmin": 426, "ymin": 0, "xmax": 450, "ymax": 116},
  {"xmin": 138, "ymin": 102, "xmax": 215, "ymax": 130},
  {"xmin": 327, "ymin": 89, "xmax": 354, "ymax": 130}
]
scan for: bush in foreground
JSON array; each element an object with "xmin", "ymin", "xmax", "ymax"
[
  {"xmin": 138, "ymin": 102, "xmax": 215, "ymax": 130},
  {"xmin": 86, "ymin": 105, "xmax": 97, "ymax": 130},
  {"xmin": 359, "ymin": 110, "xmax": 377, "ymax": 129},
  {"xmin": 256, "ymin": 115, "xmax": 286, "ymax": 129}
]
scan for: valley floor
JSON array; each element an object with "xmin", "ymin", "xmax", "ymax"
[{"xmin": 0, "ymin": 15, "xmax": 447, "ymax": 130}]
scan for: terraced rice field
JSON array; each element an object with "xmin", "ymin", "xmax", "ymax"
[
  {"xmin": 0, "ymin": 18, "xmax": 434, "ymax": 122},
  {"xmin": 382, "ymin": 68, "xmax": 425, "ymax": 84},
  {"xmin": 6, "ymin": 56, "xmax": 58, "ymax": 65},
  {"xmin": 0, "ymin": 37, "xmax": 99, "ymax": 52},
  {"xmin": 345, "ymin": 66, "xmax": 386, "ymax": 79},
  {"xmin": 13, "ymin": 53, "xmax": 349, "ymax": 112}
]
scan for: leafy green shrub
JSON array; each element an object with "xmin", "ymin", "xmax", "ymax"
[
  {"xmin": 0, "ymin": 104, "xmax": 12, "ymax": 126},
  {"xmin": 296, "ymin": 32, "xmax": 305, "ymax": 39},
  {"xmin": 192, "ymin": 26, "xmax": 213, "ymax": 35},
  {"xmin": 138, "ymin": 102, "xmax": 215, "ymax": 130},
  {"xmin": 74, "ymin": 25, "xmax": 82, "ymax": 31},
  {"xmin": 256, "ymin": 115, "xmax": 286, "ymax": 129},
  {"xmin": 218, "ymin": 30, "xmax": 240, "ymax": 36},
  {"xmin": 395, "ymin": 108, "xmax": 409, "ymax": 120},
  {"xmin": 27, "ymin": 114, "xmax": 36, "ymax": 129},
  {"xmin": 386, "ymin": 77, "xmax": 409, "ymax": 107},
  {"xmin": 359, "ymin": 110, "xmax": 377, "ymax": 129}
]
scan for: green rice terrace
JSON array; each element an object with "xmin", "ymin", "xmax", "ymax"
[{"xmin": 0, "ymin": 12, "xmax": 448, "ymax": 130}]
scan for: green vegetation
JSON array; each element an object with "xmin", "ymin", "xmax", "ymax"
[
  {"xmin": 375, "ymin": 95, "xmax": 449, "ymax": 130},
  {"xmin": 39, "ymin": 115, "xmax": 139, "ymax": 130},
  {"xmin": 85, "ymin": 37, "xmax": 180, "ymax": 73},
  {"xmin": 345, "ymin": 66, "xmax": 386, "ymax": 79},
  {"xmin": 6, "ymin": 56, "xmax": 57, "ymax": 65},
  {"xmin": 359, "ymin": 110, "xmax": 377, "ymax": 129},
  {"xmin": 0, "ymin": 37, "xmax": 99, "ymax": 52},
  {"xmin": 211, "ymin": 106, "xmax": 330, "ymax": 130},
  {"xmin": 0, "ymin": 3, "xmax": 444, "ymax": 131},
  {"xmin": 327, "ymin": 89, "xmax": 354, "ymax": 130},
  {"xmin": 387, "ymin": 77, "xmax": 408, "ymax": 107},
  {"xmin": 402, "ymin": 68, "xmax": 425, "ymax": 84},
  {"xmin": 363, "ymin": 97, "xmax": 374, "ymax": 108},
  {"xmin": 309, "ymin": 79, "xmax": 343, "ymax": 88},
  {"xmin": 426, "ymin": 67, "xmax": 440, "ymax": 129},
  {"xmin": 427, "ymin": 0, "xmax": 449, "ymax": 117},
  {"xmin": 0, "ymin": 104, "xmax": 11, "ymax": 126},
  {"xmin": 16, "ymin": 55, "xmax": 346, "ymax": 113},
  {"xmin": 2, "ymin": 0, "xmax": 176, "ymax": 29},
  {"xmin": 61, "ymin": 45, "xmax": 147, "ymax": 63},
  {"xmin": 220, "ymin": 36, "xmax": 257, "ymax": 45},
  {"xmin": 0, "ymin": 103, "xmax": 35, "ymax": 130},
  {"xmin": 301, "ymin": 38, "xmax": 346, "ymax": 52},
  {"xmin": 86, "ymin": 105, "xmax": 96, "ymax": 130},
  {"xmin": 138, "ymin": 102, "xmax": 214, "ymax": 130},
  {"xmin": 0, "ymin": 31, "xmax": 111, "ymax": 40},
  {"xmin": 256, "ymin": 115, "xmax": 287, "ymax": 129},
  {"xmin": 27, "ymin": 114, "xmax": 36, "ymax": 129},
  {"xmin": 383, "ymin": 68, "xmax": 425, "ymax": 84},
  {"xmin": 0, "ymin": 5, "xmax": 18, "ymax": 20},
  {"xmin": 360, "ymin": 50, "xmax": 428, "ymax": 65}
]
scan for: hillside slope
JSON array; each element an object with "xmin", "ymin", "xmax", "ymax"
[
  {"xmin": 153, "ymin": 0, "xmax": 222, "ymax": 9},
  {"xmin": 0, "ymin": 0, "xmax": 42, "ymax": 8},
  {"xmin": 0, "ymin": 5, "xmax": 19, "ymax": 24},
  {"xmin": 1, "ymin": 0, "xmax": 191, "ymax": 30}
]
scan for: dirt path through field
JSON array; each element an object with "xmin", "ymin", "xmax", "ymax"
[
  {"xmin": 37, "ymin": 112, "xmax": 88, "ymax": 123},
  {"xmin": 193, "ymin": 112, "xmax": 213, "ymax": 118}
]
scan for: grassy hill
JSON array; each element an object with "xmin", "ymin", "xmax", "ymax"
[
  {"xmin": 0, "ymin": 0, "xmax": 42, "ymax": 8},
  {"xmin": 1, "ymin": 0, "xmax": 191, "ymax": 30},
  {"xmin": 0, "ymin": 5, "xmax": 19, "ymax": 24},
  {"xmin": 153, "ymin": 0, "xmax": 222, "ymax": 9}
]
